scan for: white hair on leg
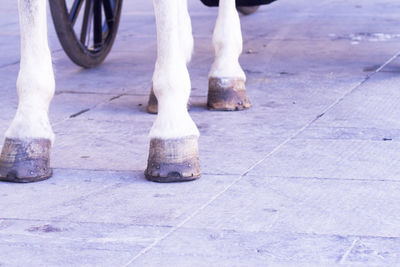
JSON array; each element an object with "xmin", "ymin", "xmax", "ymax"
[
  {"xmin": 207, "ymin": 0, "xmax": 251, "ymax": 111},
  {"xmin": 210, "ymin": 0, "xmax": 245, "ymax": 80},
  {"xmin": 6, "ymin": 0, "xmax": 55, "ymax": 142},
  {"xmin": 0, "ymin": 0, "xmax": 54, "ymax": 182},
  {"xmin": 146, "ymin": 0, "xmax": 200, "ymax": 182},
  {"xmin": 150, "ymin": 0, "xmax": 198, "ymax": 139},
  {"xmin": 178, "ymin": 0, "xmax": 194, "ymax": 64},
  {"xmin": 147, "ymin": 0, "xmax": 194, "ymax": 114}
]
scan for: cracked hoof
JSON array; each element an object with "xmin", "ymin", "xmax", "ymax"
[
  {"xmin": 207, "ymin": 77, "xmax": 251, "ymax": 111},
  {"xmin": 146, "ymin": 89, "xmax": 158, "ymax": 114},
  {"xmin": 145, "ymin": 136, "xmax": 201, "ymax": 183},
  {"xmin": 0, "ymin": 138, "xmax": 52, "ymax": 183}
]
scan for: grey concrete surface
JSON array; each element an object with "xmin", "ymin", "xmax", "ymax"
[{"xmin": 1, "ymin": 0, "xmax": 400, "ymax": 266}]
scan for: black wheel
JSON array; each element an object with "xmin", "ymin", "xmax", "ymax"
[
  {"xmin": 49, "ymin": 0, "xmax": 123, "ymax": 68},
  {"xmin": 237, "ymin": 5, "xmax": 259, "ymax": 15}
]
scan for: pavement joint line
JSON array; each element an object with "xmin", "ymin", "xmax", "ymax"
[
  {"xmin": 122, "ymin": 49, "xmax": 400, "ymax": 266},
  {"xmin": 69, "ymin": 108, "xmax": 91, "ymax": 118},
  {"xmin": 0, "ymin": 60, "xmax": 19, "ymax": 69},
  {"xmin": 52, "ymin": 166, "xmax": 242, "ymax": 181},
  {"xmin": 259, "ymin": 175, "xmax": 400, "ymax": 183},
  {"xmin": 372, "ymin": 50, "xmax": 400, "ymax": 74},
  {"xmin": 1, "ymin": 240, "xmax": 133, "ymax": 253},
  {"xmin": 53, "ymin": 167, "xmax": 237, "ymax": 176},
  {"xmin": 55, "ymin": 182, "xmax": 126, "ymax": 206},
  {"xmin": 2, "ymin": 217, "xmax": 400, "ymax": 240},
  {"xmin": 338, "ymin": 238, "xmax": 359, "ymax": 264},
  {"xmin": 0, "ymin": 217, "xmax": 174, "ymax": 229},
  {"xmin": 294, "ymin": 137, "xmax": 400, "ymax": 143},
  {"xmin": 296, "ymin": 125, "xmax": 400, "ymax": 131},
  {"xmin": 52, "ymin": 93, "xmax": 128, "ymax": 126},
  {"xmin": 51, "ymin": 91, "xmax": 205, "ymax": 127},
  {"xmin": 52, "ymin": 167, "xmax": 143, "ymax": 173}
]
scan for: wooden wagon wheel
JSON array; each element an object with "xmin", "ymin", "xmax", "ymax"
[{"xmin": 49, "ymin": 0, "xmax": 123, "ymax": 68}]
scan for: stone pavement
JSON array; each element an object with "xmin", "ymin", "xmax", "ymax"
[{"xmin": 1, "ymin": 0, "xmax": 400, "ymax": 266}]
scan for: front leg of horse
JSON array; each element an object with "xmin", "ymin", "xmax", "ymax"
[
  {"xmin": 0, "ymin": 0, "xmax": 54, "ymax": 182},
  {"xmin": 145, "ymin": 0, "xmax": 200, "ymax": 182},
  {"xmin": 208, "ymin": 0, "xmax": 251, "ymax": 111},
  {"xmin": 147, "ymin": 0, "xmax": 193, "ymax": 114}
]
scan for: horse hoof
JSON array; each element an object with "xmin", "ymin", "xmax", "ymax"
[
  {"xmin": 207, "ymin": 77, "xmax": 251, "ymax": 111},
  {"xmin": 0, "ymin": 138, "xmax": 52, "ymax": 183},
  {"xmin": 146, "ymin": 89, "xmax": 158, "ymax": 114},
  {"xmin": 145, "ymin": 136, "xmax": 201, "ymax": 183}
]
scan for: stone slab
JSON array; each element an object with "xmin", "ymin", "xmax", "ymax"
[
  {"xmin": 249, "ymin": 138, "xmax": 400, "ymax": 181},
  {"xmin": 129, "ymin": 228, "xmax": 353, "ymax": 266},
  {"xmin": 0, "ymin": 218, "xmax": 166, "ymax": 267}
]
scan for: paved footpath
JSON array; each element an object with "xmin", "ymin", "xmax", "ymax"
[{"xmin": 1, "ymin": 0, "xmax": 400, "ymax": 266}]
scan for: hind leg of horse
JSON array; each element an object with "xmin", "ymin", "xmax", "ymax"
[
  {"xmin": 147, "ymin": 0, "xmax": 194, "ymax": 114},
  {"xmin": 208, "ymin": 0, "xmax": 251, "ymax": 111},
  {"xmin": 0, "ymin": 0, "xmax": 55, "ymax": 183},
  {"xmin": 145, "ymin": 0, "xmax": 200, "ymax": 182}
]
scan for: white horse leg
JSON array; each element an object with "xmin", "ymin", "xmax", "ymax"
[
  {"xmin": 208, "ymin": 0, "xmax": 251, "ymax": 110},
  {"xmin": 0, "ymin": 0, "xmax": 54, "ymax": 182},
  {"xmin": 147, "ymin": 0, "xmax": 194, "ymax": 114},
  {"xmin": 178, "ymin": 0, "xmax": 194, "ymax": 64},
  {"xmin": 145, "ymin": 0, "xmax": 200, "ymax": 182}
]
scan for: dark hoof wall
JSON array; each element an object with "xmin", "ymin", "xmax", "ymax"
[
  {"xmin": 0, "ymin": 138, "xmax": 52, "ymax": 183},
  {"xmin": 145, "ymin": 136, "xmax": 201, "ymax": 183},
  {"xmin": 145, "ymin": 162, "xmax": 201, "ymax": 183},
  {"xmin": 146, "ymin": 89, "xmax": 158, "ymax": 114},
  {"xmin": 207, "ymin": 77, "xmax": 251, "ymax": 111}
]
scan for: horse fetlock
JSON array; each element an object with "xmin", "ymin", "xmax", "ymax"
[{"xmin": 147, "ymin": 87, "xmax": 191, "ymax": 114}]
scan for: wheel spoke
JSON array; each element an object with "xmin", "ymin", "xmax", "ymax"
[
  {"xmin": 93, "ymin": 0, "xmax": 103, "ymax": 47},
  {"xmin": 80, "ymin": 0, "xmax": 93, "ymax": 45},
  {"xmin": 69, "ymin": 0, "xmax": 84, "ymax": 26},
  {"xmin": 102, "ymin": 0, "xmax": 114, "ymax": 28}
]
